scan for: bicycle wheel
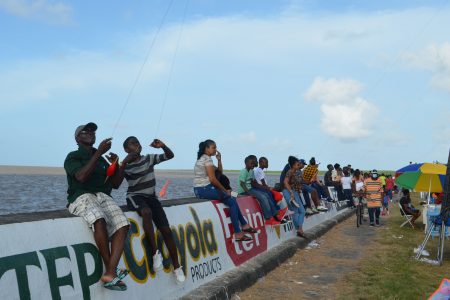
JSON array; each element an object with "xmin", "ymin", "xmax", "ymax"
[
  {"xmin": 359, "ymin": 203, "xmax": 363, "ymax": 225},
  {"xmin": 356, "ymin": 204, "xmax": 360, "ymax": 227}
]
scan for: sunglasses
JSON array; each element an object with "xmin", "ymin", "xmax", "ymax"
[{"xmin": 79, "ymin": 130, "xmax": 95, "ymax": 135}]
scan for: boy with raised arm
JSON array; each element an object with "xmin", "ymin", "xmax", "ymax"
[{"xmin": 114, "ymin": 137, "xmax": 185, "ymax": 284}]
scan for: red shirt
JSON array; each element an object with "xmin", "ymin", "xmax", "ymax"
[{"xmin": 385, "ymin": 178, "xmax": 394, "ymax": 190}]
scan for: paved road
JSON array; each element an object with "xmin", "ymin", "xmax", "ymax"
[{"xmin": 236, "ymin": 212, "xmax": 382, "ymax": 299}]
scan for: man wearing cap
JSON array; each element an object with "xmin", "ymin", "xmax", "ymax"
[
  {"xmin": 364, "ymin": 169, "xmax": 384, "ymax": 226},
  {"xmin": 64, "ymin": 122, "xmax": 130, "ymax": 291}
]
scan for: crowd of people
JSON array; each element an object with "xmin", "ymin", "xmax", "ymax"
[{"xmin": 64, "ymin": 122, "xmax": 400, "ymax": 292}]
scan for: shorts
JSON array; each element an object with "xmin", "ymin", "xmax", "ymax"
[
  {"xmin": 126, "ymin": 194, "xmax": 170, "ymax": 228},
  {"xmin": 68, "ymin": 193, "xmax": 130, "ymax": 237}
]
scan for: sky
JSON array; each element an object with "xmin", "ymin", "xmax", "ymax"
[{"xmin": 1, "ymin": 0, "xmax": 450, "ymax": 172}]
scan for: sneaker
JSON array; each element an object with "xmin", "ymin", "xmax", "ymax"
[
  {"xmin": 370, "ymin": 223, "xmax": 375, "ymax": 227},
  {"xmin": 173, "ymin": 266, "xmax": 186, "ymax": 284},
  {"xmin": 311, "ymin": 208, "xmax": 319, "ymax": 214},
  {"xmin": 290, "ymin": 199, "xmax": 300, "ymax": 208},
  {"xmin": 153, "ymin": 250, "xmax": 163, "ymax": 271},
  {"xmin": 276, "ymin": 207, "xmax": 289, "ymax": 220},
  {"xmin": 317, "ymin": 205, "xmax": 328, "ymax": 212},
  {"xmin": 375, "ymin": 219, "xmax": 380, "ymax": 226},
  {"xmin": 305, "ymin": 208, "xmax": 314, "ymax": 215}
]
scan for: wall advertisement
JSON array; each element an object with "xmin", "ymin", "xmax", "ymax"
[{"xmin": 0, "ymin": 197, "xmax": 347, "ymax": 299}]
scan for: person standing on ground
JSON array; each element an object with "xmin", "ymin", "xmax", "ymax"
[
  {"xmin": 341, "ymin": 167, "xmax": 355, "ymax": 207},
  {"xmin": 64, "ymin": 122, "xmax": 130, "ymax": 291},
  {"xmin": 282, "ymin": 156, "xmax": 307, "ymax": 237},
  {"xmin": 385, "ymin": 174, "xmax": 395, "ymax": 200},
  {"xmin": 364, "ymin": 170, "xmax": 383, "ymax": 227},
  {"xmin": 193, "ymin": 140, "xmax": 257, "ymax": 242},
  {"xmin": 114, "ymin": 136, "xmax": 185, "ymax": 284}
]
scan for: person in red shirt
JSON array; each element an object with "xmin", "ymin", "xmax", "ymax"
[{"xmin": 385, "ymin": 174, "xmax": 395, "ymax": 200}]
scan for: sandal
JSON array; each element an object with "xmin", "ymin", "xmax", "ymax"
[
  {"xmin": 116, "ymin": 268, "xmax": 129, "ymax": 280},
  {"xmin": 242, "ymin": 227, "xmax": 258, "ymax": 233},
  {"xmin": 234, "ymin": 234, "xmax": 253, "ymax": 242},
  {"xmin": 104, "ymin": 277, "xmax": 127, "ymax": 291}
]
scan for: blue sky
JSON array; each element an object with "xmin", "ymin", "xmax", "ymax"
[{"xmin": 1, "ymin": 0, "xmax": 450, "ymax": 171}]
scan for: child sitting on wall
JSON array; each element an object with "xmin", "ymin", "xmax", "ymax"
[{"xmin": 114, "ymin": 137, "xmax": 185, "ymax": 284}]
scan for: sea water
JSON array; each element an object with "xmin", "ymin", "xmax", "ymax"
[{"xmin": 0, "ymin": 172, "xmax": 281, "ymax": 215}]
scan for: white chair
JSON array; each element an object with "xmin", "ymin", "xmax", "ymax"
[{"xmin": 398, "ymin": 203, "xmax": 414, "ymax": 228}]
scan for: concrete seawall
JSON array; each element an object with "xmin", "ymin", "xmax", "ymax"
[{"xmin": 0, "ymin": 196, "xmax": 350, "ymax": 300}]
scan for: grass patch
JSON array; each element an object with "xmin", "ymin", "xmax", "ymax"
[{"xmin": 338, "ymin": 193, "xmax": 450, "ymax": 300}]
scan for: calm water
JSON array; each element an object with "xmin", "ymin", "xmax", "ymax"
[{"xmin": 0, "ymin": 172, "xmax": 281, "ymax": 215}]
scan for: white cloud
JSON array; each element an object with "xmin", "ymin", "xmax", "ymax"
[
  {"xmin": 0, "ymin": 0, "xmax": 73, "ymax": 25},
  {"xmin": 304, "ymin": 77, "xmax": 363, "ymax": 104},
  {"xmin": 305, "ymin": 77, "xmax": 379, "ymax": 141},
  {"xmin": 401, "ymin": 43, "xmax": 450, "ymax": 93}
]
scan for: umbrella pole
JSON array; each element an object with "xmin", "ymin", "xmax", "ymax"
[{"xmin": 428, "ymin": 176, "xmax": 432, "ymax": 204}]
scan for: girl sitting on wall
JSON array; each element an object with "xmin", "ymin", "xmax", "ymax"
[
  {"xmin": 282, "ymin": 156, "xmax": 307, "ymax": 237},
  {"xmin": 193, "ymin": 139, "xmax": 257, "ymax": 242}
]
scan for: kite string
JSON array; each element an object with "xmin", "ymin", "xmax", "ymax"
[
  {"xmin": 366, "ymin": 0, "xmax": 449, "ymax": 99},
  {"xmin": 110, "ymin": 0, "xmax": 175, "ymax": 137},
  {"xmin": 154, "ymin": 0, "xmax": 190, "ymax": 137}
]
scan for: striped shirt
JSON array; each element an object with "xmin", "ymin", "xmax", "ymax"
[
  {"xmin": 124, "ymin": 154, "xmax": 168, "ymax": 196},
  {"xmin": 364, "ymin": 178, "xmax": 383, "ymax": 208}
]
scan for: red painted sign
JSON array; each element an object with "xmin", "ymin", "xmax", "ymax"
[{"xmin": 212, "ymin": 196, "xmax": 268, "ymax": 266}]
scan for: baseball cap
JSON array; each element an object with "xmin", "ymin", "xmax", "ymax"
[
  {"xmin": 299, "ymin": 159, "xmax": 307, "ymax": 165},
  {"xmin": 74, "ymin": 122, "xmax": 97, "ymax": 139}
]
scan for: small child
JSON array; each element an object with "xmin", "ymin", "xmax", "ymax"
[{"xmin": 116, "ymin": 137, "xmax": 185, "ymax": 284}]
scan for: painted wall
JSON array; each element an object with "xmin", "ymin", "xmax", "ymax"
[{"xmin": 0, "ymin": 196, "xmax": 348, "ymax": 300}]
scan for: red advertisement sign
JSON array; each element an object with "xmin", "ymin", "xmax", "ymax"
[{"xmin": 212, "ymin": 196, "xmax": 268, "ymax": 266}]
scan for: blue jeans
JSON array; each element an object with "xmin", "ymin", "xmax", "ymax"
[
  {"xmin": 368, "ymin": 207, "xmax": 381, "ymax": 224},
  {"xmin": 248, "ymin": 188, "xmax": 279, "ymax": 219},
  {"xmin": 310, "ymin": 182, "xmax": 329, "ymax": 199},
  {"xmin": 344, "ymin": 189, "xmax": 355, "ymax": 206},
  {"xmin": 282, "ymin": 189, "xmax": 306, "ymax": 230},
  {"xmin": 194, "ymin": 184, "xmax": 247, "ymax": 233}
]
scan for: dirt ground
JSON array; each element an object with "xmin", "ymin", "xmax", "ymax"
[{"xmin": 236, "ymin": 211, "xmax": 382, "ymax": 300}]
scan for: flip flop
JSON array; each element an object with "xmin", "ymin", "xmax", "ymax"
[
  {"xmin": 234, "ymin": 234, "xmax": 253, "ymax": 242},
  {"xmin": 104, "ymin": 277, "xmax": 127, "ymax": 291},
  {"xmin": 116, "ymin": 268, "xmax": 129, "ymax": 280},
  {"xmin": 242, "ymin": 227, "xmax": 258, "ymax": 233}
]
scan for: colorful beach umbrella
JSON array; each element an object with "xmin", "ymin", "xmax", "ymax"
[
  {"xmin": 395, "ymin": 163, "xmax": 423, "ymax": 178},
  {"xmin": 395, "ymin": 163, "xmax": 447, "ymax": 193}
]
